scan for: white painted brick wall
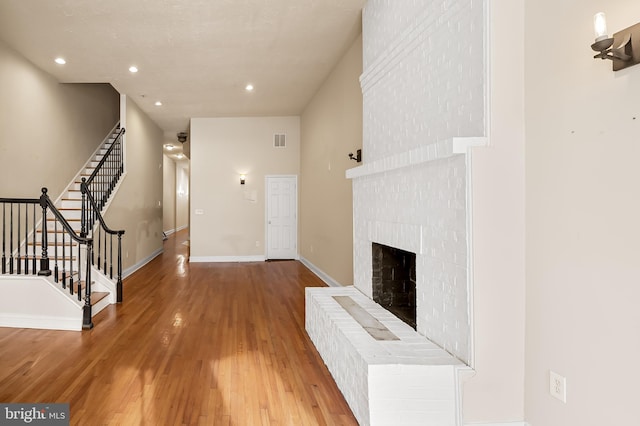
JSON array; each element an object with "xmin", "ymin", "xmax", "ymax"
[
  {"xmin": 361, "ymin": 0, "xmax": 484, "ymax": 161},
  {"xmin": 350, "ymin": 0, "xmax": 486, "ymax": 365},
  {"xmin": 353, "ymin": 155, "xmax": 470, "ymax": 362}
]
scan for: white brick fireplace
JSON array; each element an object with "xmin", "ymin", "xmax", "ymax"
[{"xmin": 306, "ymin": 1, "xmax": 487, "ymax": 424}]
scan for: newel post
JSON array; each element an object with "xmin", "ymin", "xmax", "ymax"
[
  {"xmin": 37, "ymin": 188, "xmax": 51, "ymax": 276},
  {"xmin": 82, "ymin": 240, "xmax": 94, "ymax": 330},
  {"xmin": 116, "ymin": 231, "xmax": 124, "ymax": 303},
  {"xmin": 80, "ymin": 178, "xmax": 87, "ymax": 238}
]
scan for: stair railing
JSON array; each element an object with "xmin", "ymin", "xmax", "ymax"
[
  {"xmin": 83, "ymin": 127, "xmax": 125, "ymax": 212},
  {"xmin": 80, "ymin": 178, "xmax": 125, "ymax": 302},
  {"xmin": 79, "ymin": 126, "xmax": 126, "ymax": 302},
  {"xmin": 0, "ymin": 188, "xmax": 94, "ymax": 329}
]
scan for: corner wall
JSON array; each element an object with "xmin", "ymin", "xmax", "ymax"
[
  {"xmin": 299, "ymin": 34, "xmax": 363, "ymax": 286},
  {"xmin": 463, "ymin": 0, "xmax": 526, "ymax": 422}
]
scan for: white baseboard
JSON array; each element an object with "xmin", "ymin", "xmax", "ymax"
[
  {"xmin": 123, "ymin": 247, "xmax": 163, "ymax": 278},
  {"xmin": 189, "ymin": 255, "xmax": 266, "ymax": 263},
  {"xmin": 465, "ymin": 422, "xmax": 529, "ymax": 426},
  {"xmin": 164, "ymin": 225, "xmax": 188, "ymax": 236},
  {"xmin": 298, "ymin": 256, "xmax": 344, "ymax": 287},
  {"xmin": 0, "ymin": 314, "xmax": 81, "ymax": 331}
]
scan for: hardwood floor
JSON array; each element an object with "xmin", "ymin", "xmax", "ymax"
[{"xmin": 0, "ymin": 230, "xmax": 358, "ymax": 425}]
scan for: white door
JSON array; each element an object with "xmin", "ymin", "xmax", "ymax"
[{"xmin": 266, "ymin": 176, "xmax": 297, "ymax": 259}]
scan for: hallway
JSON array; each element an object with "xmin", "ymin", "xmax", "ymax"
[{"xmin": 0, "ymin": 230, "xmax": 357, "ymax": 425}]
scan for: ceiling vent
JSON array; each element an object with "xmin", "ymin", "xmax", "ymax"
[{"xmin": 274, "ymin": 134, "xmax": 286, "ymax": 148}]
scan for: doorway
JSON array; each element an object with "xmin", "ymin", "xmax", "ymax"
[{"xmin": 265, "ymin": 175, "xmax": 298, "ymax": 259}]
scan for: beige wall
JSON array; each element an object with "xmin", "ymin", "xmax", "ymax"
[
  {"xmin": 463, "ymin": 0, "xmax": 526, "ymax": 421},
  {"xmin": 0, "ymin": 39, "xmax": 119, "ymax": 199},
  {"xmin": 103, "ymin": 96, "xmax": 164, "ymax": 273},
  {"xmin": 163, "ymin": 154, "xmax": 177, "ymax": 233},
  {"xmin": 524, "ymin": 1, "xmax": 640, "ymax": 425},
  {"xmin": 299, "ymin": 35, "xmax": 363, "ymax": 286},
  {"xmin": 189, "ymin": 117, "xmax": 300, "ymax": 259}
]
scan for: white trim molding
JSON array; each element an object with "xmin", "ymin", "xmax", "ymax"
[
  {"xmin": 299, "ymin": 256, "xmax": 344, "ymax": 287},
  {"xmin": 189, "ymin": 255, "xmax": 266, "ymax": 263},
  {"xmin": 465, "ymin": 423, "xmax": 529, "ymax": 426},
  {"xmin": 346, "ymin": 137, "xmax": 488, "ymax": 180},
  {"xmin": 123, "ymin": 248, "xmax": 163, "ymax": 278},
  {"xmin": 0, "ymin": 314, "xmax": 81, "ymax": 331}
]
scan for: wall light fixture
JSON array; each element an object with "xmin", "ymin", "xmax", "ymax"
[
  {"xmin": 240, "ymin": 174, "xmax": 246, "ymax": 185},
  {"xmin": 348, "ymin": 149, "xmax": 362, "ymax": 163},
  {"xmin": 591, "ymin": 12, "xmax": 640, "ymax": 71}
]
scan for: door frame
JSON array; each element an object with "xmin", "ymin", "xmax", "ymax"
[{"xmin": 264, "ymin": 175, "xmax": 299, "ymax": 260}]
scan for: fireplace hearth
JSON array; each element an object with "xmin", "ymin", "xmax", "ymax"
[{"xmin": 372, "ymin": 242, "xmax": 417, "ymax": 329}]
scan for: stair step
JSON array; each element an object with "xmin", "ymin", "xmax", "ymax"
[
  {"xmin": 60, "ymin": 199, "xmax": 82, "ymax": 208},
  {"xmin": 54, "ymin": 270, "xmax": 79, "ymax": 281},
  {"xmin": 47, "ymin": 218, "xmax": 81, "ymax": 226},
  {"xmin": 91, "ymin": 291, "xmax": 109, "ymax": 306}
]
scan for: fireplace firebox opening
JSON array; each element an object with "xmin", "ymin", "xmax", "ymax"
[{"xmin": 372, "ymin": 242, "xmax": 417, "ymax": 330}]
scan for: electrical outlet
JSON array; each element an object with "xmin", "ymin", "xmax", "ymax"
[
  {"xmin": 549, "ymin": 370, "xmax": 567, "ymax": 403},
  {"xmin": 255, "ymin": 240, "xmax": 260, "ymax": 247}
]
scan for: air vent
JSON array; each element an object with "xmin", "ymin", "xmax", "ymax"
[{"xmin": 274, "ymin": 134, "xmax": 286, "ymax": 148}]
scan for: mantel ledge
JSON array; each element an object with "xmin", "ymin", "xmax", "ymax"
[{"xmin": 346, "ymin": 136, "xmax": 487, "ymax": 180}]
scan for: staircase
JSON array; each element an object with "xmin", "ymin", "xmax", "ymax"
[{"xmin": 0, "ymin": 124, "xmax": 126, "ymax": 331}]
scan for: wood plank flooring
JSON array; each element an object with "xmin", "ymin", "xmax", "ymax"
[{"xmin": 0, "ymin": 230, "xmax": 358, "ymax": 425}]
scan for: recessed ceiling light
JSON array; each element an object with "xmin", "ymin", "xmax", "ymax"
[
  {"xmin": 245, "ymin": 83, "xmax": 254, "ymax": 92},
  {"xmin": 176, "ymin": 154, "xmax": 184, "ymax": 159},
  {"xmin": 129, "ymin": 66, "xmax": 138, "ymax": 73},
  {"xmin": 164, "ymin": 144, "xmax": 175, "ymax": 151},
  {"xmin": 155, "ymin": 101, "xmax": 162, "ymax": 106},
  {"xmin": 55, "ymin": 57, "xmax": 66, "ymax": 65}
]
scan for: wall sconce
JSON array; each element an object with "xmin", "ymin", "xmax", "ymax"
[
  {"xmin": 240, "ymin": 174, "xmax": 246, "ymax": 185},
  {"xmin": 591, "ymin": 12, "xmax": 640, "ymax": 71},
  {"xmin": 348, "ymin": 149, "xmax": 362, "ymax": 163}
]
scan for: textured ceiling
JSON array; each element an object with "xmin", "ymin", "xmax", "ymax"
[{"xmin": 0, "ymin": 0, "xmax": 365, "ymax": 143}]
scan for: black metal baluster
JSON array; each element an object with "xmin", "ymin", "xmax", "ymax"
[
  {"xmin": 53, "ymin": 218, "xmax": 58, "ymax": 282},
  {"xmin": 61, "ymin": 230, "xmax": 66, "ymax": 289},
  {"xmin": 24, "ymin": 203, "xmax": 29, "ymax": 274},
  {"xmin": 32, "ymin": 204, "xmax": 36, "ymax": 273},
  {"xmin": 2, "ymin": 203, "xmax": 5, "ymax": 274},
  {"xmin": 77, "ymin": 237, "xmax": 82, "ymax": 301},
  {"xmin": 97, "ymin": 226, "xmax": 101, "ymax": 271},
  {"xmin": 116, "ymin": 232, "xmax": 123, "ymax": 303},
  {"xmin": 109, "ymin": 234, "xmax": 114, "ymax": 279},
  {"xmin": 103, "ymin": 229, "xmax": 107, "ymax": 273},
  {"xmin": 9, "ymin": 203, "xmax": 14, "ymax": 274},
  {"xmin": 69, "ymin": 231, "xmax": 74, "ymax": 295},
  {"xmin": 118, "ymin": 138, "xmax": 123, "ymax": 177},
  {"xmin": 16, "ymin": 204, "xmax": 21, "ymax": 275},
  {"xmin": 102, "ymin": 162, "xmax": 106, "ymax": 207}
]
